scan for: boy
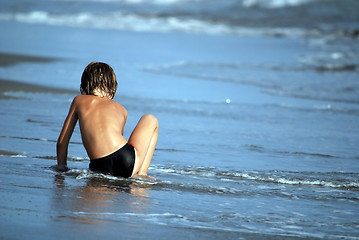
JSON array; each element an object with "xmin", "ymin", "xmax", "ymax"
[{"xmin": 56, "ymin": 62, "xmax": 158, "ymax": 178}]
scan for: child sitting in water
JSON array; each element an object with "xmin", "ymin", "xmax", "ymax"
[{"xmin": 56, "ymin": 62, "xmax": 158, "ymax": 178}]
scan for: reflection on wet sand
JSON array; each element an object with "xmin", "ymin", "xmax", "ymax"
[{"xmin": 52, "ymin": 173, "xmax": 154, "ymax": 225}]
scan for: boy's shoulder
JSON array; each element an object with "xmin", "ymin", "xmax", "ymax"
[
  {"xmin": 72, "ymin": 94, "xmax": 103, "ymax": 103},
  {"xmin": 72, "ymin": 94, "xmax": 88, "ymax": 106},
  {"xmin": 72, "ymin": 95, "xmax": 126, "ymax": 111}
]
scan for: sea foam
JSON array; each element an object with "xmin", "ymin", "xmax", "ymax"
[{"xmin": 0, "ymin": 11, "xmax": 306, "ymax": 37}]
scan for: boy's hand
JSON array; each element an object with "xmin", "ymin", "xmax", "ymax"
[{"xmin": 51, "ymin": 165, "xmax": 69, "ymax": 172}]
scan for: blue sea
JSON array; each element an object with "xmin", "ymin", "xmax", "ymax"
[{"xmin": 0, "ymin": 0, "xmax": 359, "ymax": 239}]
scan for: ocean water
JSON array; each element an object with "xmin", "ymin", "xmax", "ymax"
[{"xmin": 1, "ymin": 0, "xmax": 359, "ymax": 239}]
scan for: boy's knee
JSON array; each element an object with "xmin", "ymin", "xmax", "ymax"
[{"xmin": 142, "ymin": 114, "xmax": 158, "ymax": 128}]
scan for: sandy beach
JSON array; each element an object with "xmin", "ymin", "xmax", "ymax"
[{"xmin": 0, "ymin": 78, "xmax": 77, "ymax": 96}]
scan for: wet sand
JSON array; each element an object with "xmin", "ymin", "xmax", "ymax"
[
  {"xmin": 1, "ymin": 17, "xmax": 358, "ymax": 240},
  {"xmin": 0, "ymin": 52, "xmax": 75, "ymax": 98},
  {"xmin": 0, "ymin": 52, "xmax": 58, "ymax": 67},
  {"xmin": 0, "ymin": 79, "xmax": 77, "ymax": 95}
]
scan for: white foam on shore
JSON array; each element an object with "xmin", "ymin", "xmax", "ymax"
[
  {"xmin": 9, "ymin": 154, "xmax": 27, "ymax": 158},
  {"xmin": 73, "ymin": 211, "xmax": 188, "ymax": 226},
  {"xmin": 0, "ymin": 11, "xmax": 307, "ymax": 38},
  {"xmin": 154, "ymin": 165, "xmax": 359, "ymax": 190},
  {"xmin": 243, "ymin": 0, "xmax": 314, "ymax": 8},
  {"xmin": 231, "ymin": 172, "xmax": 359, "ymax": 189},
  {"xmin": 61, "ymin": 0, "xmax": 316, "ymax": 8}
]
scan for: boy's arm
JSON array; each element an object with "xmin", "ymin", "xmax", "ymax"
[{"xmin": 56, "ymin": 98, "xmax": 78, "ymax": 170}]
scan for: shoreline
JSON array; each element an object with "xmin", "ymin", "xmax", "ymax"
[
  {"xmin": 0, "ymin": 52, "xmax": 59, "ymax": 67},
  {"xmin": 0, "ymin": 79, "xmax": 78, "ymax": 95},
  {"xmin": 0, "ymin": 51, "xmax": 76, "ymax": 97}
]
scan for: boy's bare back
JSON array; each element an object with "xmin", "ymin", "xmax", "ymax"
[{"xmin": 74, "ymin": 95, "xmax": 128, "ymax": 159}]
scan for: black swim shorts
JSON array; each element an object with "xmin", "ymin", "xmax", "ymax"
[{"xmin": 89, "ymin": 143, "xmax": 135, "ymax": 178}]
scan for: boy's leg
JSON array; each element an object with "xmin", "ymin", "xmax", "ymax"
[{"xmin": 128, "ymin": 114, "xmax": 159, "ymax": 176}]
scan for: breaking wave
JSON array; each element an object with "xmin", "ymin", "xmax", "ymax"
[{"xmin": 0, "ymin": 11, "xmax": 308, "ymax": 37}]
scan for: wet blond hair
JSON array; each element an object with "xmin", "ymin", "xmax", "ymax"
[{"xmin": 80, "ymin": 62, "xmax": 117, "ymax": 99}]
